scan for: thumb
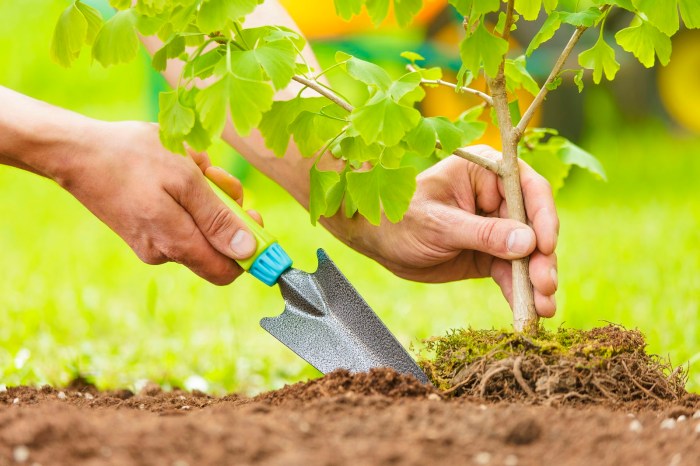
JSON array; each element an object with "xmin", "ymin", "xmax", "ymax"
[
  {"xmin": 445, "ymin": 209, "xmax": 536, "ymax": 260},
  {"xmin": 174, "ymin": 167, "xmax": 258, "ymax": 261}
]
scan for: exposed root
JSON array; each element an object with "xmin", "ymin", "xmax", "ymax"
[{"xmin": 418, "ymin": 325, "xmax": 689, "ymax": 406}]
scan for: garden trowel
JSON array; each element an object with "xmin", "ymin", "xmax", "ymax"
[{"xmin": 219, "ymin": 187, "xmax": 429, "ymax": 384}]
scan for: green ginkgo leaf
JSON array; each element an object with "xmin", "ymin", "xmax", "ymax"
[
  {"xmin": 526, "ymin": 12, "xmax": 561, "ymax": 56},
  {"xmin": 632, "ymin": 0, "xmax": 679, "ymax": 36},
  {"xmin": 346, "ymin": 165, "xmax": 417, "ymax": 225},
  {"xmin": 51, "ymin": 2, "xmax": 96, "ymax": 67},
  {"xmin": 197, "ymin": 0, "xmax": 261, "ymax": 32},
  {"xmin": 195, "ymin": 72, "xmax": 274, "ymax": 138},
  {"xmin": 259, "ymin": 97, "xmax": 332, "ymax": 156},
  {"xmin": 92, "ymin": 10, "xmax": 139, "ymax": 67},
  {"xmin": 578, "ymin": 35, "xmax": 620, "ymax": 83},
  {"xmin": 350, "ymin": 92, "xmax": 421, "ymax": 146},
  {"xmin": 615, "ymin": 20, "xmax": 672, "ymax": 68},
  {"xmin": 309, "ymin": 166, "xmax": 343, "ymax": 223},
  {"xmin": 459, "ymin": 23, "xmax": 509, "ymax": 78}
]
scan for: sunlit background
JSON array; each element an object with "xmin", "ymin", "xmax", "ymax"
[{"xmin": 1, "ymin": 0, "xmax": 699, "ymax": 394}]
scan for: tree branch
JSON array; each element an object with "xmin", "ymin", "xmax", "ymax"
[
  {"xmin": 292, "ymin": 74, "xmax": 500, "ymax": 174},
  {"xmin": 406, "ymin": 65, "xmax": 494, "ymax": 106},
  {"xmin": 502, "ymin": 0, "xmax": 516, "ymax": 41},
  {"xmin": 515, "ymin": 5, "xmax": 611, "ymax": 137},
  {"xmin": 452, "ymin": 146, "xmax": 500, "ymax": 173},
  {"xmin": 292, "ymin": 75, "xmax": 354, "ymax": 113}
]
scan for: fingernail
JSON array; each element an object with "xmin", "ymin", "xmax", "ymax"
[
  {"xmin": 550, "ymin": 294, "xmax": 557, "ymax": 309},
  {"xmin": 507, "ymin": 229, "xmax": 534, "ymax": 255},
  {"xmin": 229, "ymin": 229, "xmax": 256, "ymax": 258},
  {"xmin": 550, "ymin": 268, "xmax": 559, "ymax": 290}
]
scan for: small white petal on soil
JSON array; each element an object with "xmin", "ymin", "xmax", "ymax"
[
  {"xmin": 677, "ymin": 415, "xmax": 687, "ymax": 422},
  {"xmin": 660, "ymin": 419, "xmax": 677, "ymax": 430},
  {"xmin": 629, "ymin": 420, "xmax": 643, "ymax": 433},
  {"xmin": 84, "ymin": 393, "xmax": 94, "ymax": 400},
  {"xmin": 473, "ymin": 452, "xmax": 492, "ymax": 465},
  {"xmin": 0, "ymin": 384, "xmax": 6, "ymax": 392},
  {"xmin": 693, "ymin": 411, "xmax": 700, "ymax": 420},
  {"xmin": 184, "ymin": 375, "xmax": 209, "ymax": 392},
  {"xmin": 57, "ymin": 391, "xmax": 66, "ymax": 400},
  {"xmin": 427, "ymin": 393, "xmax": 440, "ymax": 401},
  {"xmin": 504, "ymin": 454, "xmax": 519, "ymax": 466},
  {"xmin": 12, "ymin": 397, "xmax": 19, "ymax": 404},
  {"xmin": 13, "ymin": 445, "xmax": 30, "ymax": 463},
  {"xmin": 14, "ymin": 348, "xmax": 30, "ymax": 369}
]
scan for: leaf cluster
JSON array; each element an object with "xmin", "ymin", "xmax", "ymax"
[{"xmin": 50, "ymin": 0, "xmax": 699, "ymax": 225}]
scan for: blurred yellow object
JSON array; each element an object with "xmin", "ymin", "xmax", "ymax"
[
  {"xmin": 280, "ymin": 0, "xmax": 445, "ymax": 38},
  {"xmin": 658, "ymin": 30, "xmax": 700, "ymax": 134},
  {"xmin": 422, "ymin": 20, "xmax": 540, "ymax": 149}
]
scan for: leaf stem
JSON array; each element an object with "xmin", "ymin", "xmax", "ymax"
[
  {"xmin": 515, "ymin": 5, "xmax": 612, "ymax": 137},
  {"xmin": 291, "ymin": 74, "xmax": 499, "ymax": 173},
  {"xmin": 233, "ymin": 22, "xmax": 251, "ymax": 49},
  {"xmin": 292, "ymin": 75, "xmax": 354, "ymax": 112},
  {"xmin": 406, "ymin": 64, "xmax": 493, "ymax": 106}
]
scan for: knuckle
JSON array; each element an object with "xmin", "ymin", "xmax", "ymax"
[
  {"xmin": 476, "ymin": 218, "xmax": 501, "ymax": 250},
  {"xmin": 133, "ymin": 240, "xmax": 167, "ymax": 265},
  {"xmin": 205, "ymin": 206, "xmax": 237, "ymax": 239}
]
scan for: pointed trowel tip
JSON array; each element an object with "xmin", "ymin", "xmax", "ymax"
[{"xmin": 315, "ymin": 248, "xmax": 330, "ymax": 264}]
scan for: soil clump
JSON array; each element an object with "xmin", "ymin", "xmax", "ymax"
[{"xmin": 420, "ymin": 325, "xmax": 691, "ymax": 407}]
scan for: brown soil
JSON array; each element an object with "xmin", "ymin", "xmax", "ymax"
[{"xmin": 1, "ymin": 368, "xmax": 699, "ymax": 465}]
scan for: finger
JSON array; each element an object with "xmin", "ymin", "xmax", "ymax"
[
  {"xmin": 459, "ymin": 146, "xmax": 503, "ymax": 214},
  {"xmin": 443, "ymin": 207, "xmax": 537, "ymax": 260},
  {"xmin": 492, "ymin": 257, "xmax": 556, "ymax": 318},
  {"xmin": 157, "ymin": 198, "xmax": 243, "ymax": 285},
  {"xmin": 535, "ymin": 291, "xmax": 557, "ymax": 318},
  {"xmin": 490, "ymin": 259, "xmax": 513, "ymax": 308},
  {"xmin": 474, "ymin": 169, "xmax": 502, "ymax": 214},
  {"xmin": 205, "ymin": 166, "xmax": 244, "ymax": 204},
  {"xmin": 529, "ymin": 251, "xmax": 558, "ymax": 297},
  {"xmin": 247, "ymin": 209, "xmax": 264, "ymax": 227},
  {"xmin": 187, "ymin": 148, "xmax": 212, "ymax": 173},
  {"xmin": 166, "ymin": 166, "xmax": 258, "ymax": 261},
  {"xmin": 518, "ymin": 160, "xmax": 560, "ymax": 255}
]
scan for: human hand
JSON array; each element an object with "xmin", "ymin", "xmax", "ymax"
[
  {"xmin": 54, "ymin": 121, "xmax": 262, "ymax": 285},
  {"xmin": 329, "ymin": 145, "xmax": 559, "ymax": 317}
]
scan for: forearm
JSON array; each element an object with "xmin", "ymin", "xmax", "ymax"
[{"xmin": 0, "ymin": 86, "xmax": 96, "ymax": 181}]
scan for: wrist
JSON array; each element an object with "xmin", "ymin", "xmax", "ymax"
[{"xmin": 0, "ymin": 87, "xmax": 103, "ymax": 182}]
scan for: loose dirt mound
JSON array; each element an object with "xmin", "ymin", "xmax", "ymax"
[
  {"xmin": 254, "ymin": 368, "xmax": 437, "ymax": 405},
  {"xmin": 0, "ymin": 370, "xmax": 699, "ymax": 465},
  {"xmin": 420, "ymin": 325, "xmax": 691, "ymax": 407}
]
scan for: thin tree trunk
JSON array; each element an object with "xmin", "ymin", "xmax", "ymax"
[{"xmin": 489, "ymin": 76, "xmax": 539, "ymax": 333}]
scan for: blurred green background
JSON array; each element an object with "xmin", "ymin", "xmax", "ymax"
[{"xmin": 1, "ymin": 0, "xmax": 699, "ymax": 394}]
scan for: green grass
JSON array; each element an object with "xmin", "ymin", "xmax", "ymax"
[{"xmin": 1, "ymin": 1, "xmax": 699, "ymax": 395}]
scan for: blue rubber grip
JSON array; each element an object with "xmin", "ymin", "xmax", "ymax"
[{"xmin": 249, "ymin": 243, "xmax": 293, "ymax": 286}]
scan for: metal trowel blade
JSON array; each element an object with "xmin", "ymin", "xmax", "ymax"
[{"xmin": 260, "ymin": 249, "xmax": 429, "ymax": 385}]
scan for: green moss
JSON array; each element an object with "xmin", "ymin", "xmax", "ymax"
[{"xmin": 418, "ymin": 325, "xmax": 647, "ymax": 391}]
